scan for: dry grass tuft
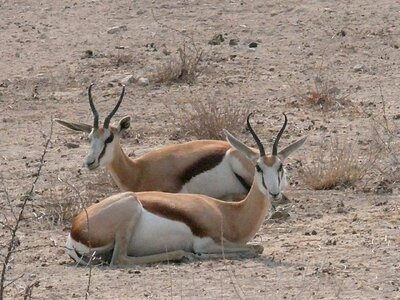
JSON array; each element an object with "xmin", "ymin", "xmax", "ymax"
[
  {"xmin": 305, "ymin": 75, "xmax": 347, "ymax": 109},
  {"xmin": 172, "ymin": 97, "xmax": 249, "ymax": 140},
  {"xmin": 153, "ymin": 43, "xmax": 203, "ymax": 84},
  {"xmin": 304, "ymin": 138, "xmax": 366, "ymax": 190},
  {"xmin": 37, "ymin": 185, "xmax": 92, "ymax": 226},
  {"xmin": 36, "ymin": 171, "xmax": 114, "ymax": 226}
]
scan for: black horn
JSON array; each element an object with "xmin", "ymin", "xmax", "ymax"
[
  {"xmin": 104, "ymin": 85, "xmax": 126, "ymax": 128},
  {"xmin": 88, "ymin": 83, "xmax": 99, "ymax": 129},
  {"xmin": 272, "ymin": 113, "xmax": 287, "ymax": 155},
  {"xmin": 247, "ymin": 113, "xmax": 265, "ymax": 157}
]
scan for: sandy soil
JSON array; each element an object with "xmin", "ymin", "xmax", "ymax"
[{"xmin": 1, "ymin": 0, "xmax": 400, "ymax": 299}]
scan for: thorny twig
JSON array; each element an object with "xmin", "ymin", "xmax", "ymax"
[
  {"xmin": 23, "ymin": 280, "xmax": 40, "ymax": 300},
  {"xmin": 0, "ymin": 119, "xmax": 54, "ymax": 299},
  {"xmin": 0, "ymin": 178, "xmax": 17, "ymax": 221}
]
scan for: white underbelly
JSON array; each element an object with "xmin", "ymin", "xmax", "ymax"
[
  {"xmin": 179, "ymin": 156, "xmax": 247, "ymax": 198},
  {"xmin": 128, "ymin": 209, "xmax": 194, "ymax": 256}
]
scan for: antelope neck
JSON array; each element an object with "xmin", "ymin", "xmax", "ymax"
[
  {"xmin": 107, "ymin": 143, "xmax": 141, "ymax": 191},
  {"xmin": 229, "ymin": 175, "xmax": 271, "ymax": 242}
]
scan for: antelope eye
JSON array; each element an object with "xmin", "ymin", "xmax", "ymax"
[{"xmin": 255, "ymin": 165, "xmax": 262, "ymax": 173}]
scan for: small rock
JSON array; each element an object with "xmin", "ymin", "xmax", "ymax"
[
  {"xmin": 311, "ymin": 230, "xmax": 317, "ymax": 235},
  {"xmin": 337, "ymin": 30, "xmax": 346, "ymax": 37},
  {"xmin": 353, "ymin": 64, "xmax": 368, "ymax": 73},
  {"xmin": 138, "ymin": 77, "xmax": 149, "ymax": 86},
  {"xmin": 268, "ymin": 66, "xmax": 275, "ymax": 71},
  {"xmin": 229, "ymin": 38, "xmax": 239, "ymax": 46},
  {"xmin": 249, "ymin": 42, "xmax": 258, "ymax": 48},
  {"xmin": 208, "ymin": 34, "xmax": 224, "ymax": 45},
  {"xmin": 121, "ymin": 74, "xmax": 136, "ymax": 86},
  {"xmin": 82, "ymin": 50, "xmax": 94, "ymax": 59},
  {"xmin": 107, "ymin": 25, "xmax": 127, "ymax": 34},
  {"xmin": 0, "ymin": 79, "xmax": 11, "ymax": 88},
  {"xmin": 145, "ymin": 43, "xmax": 157, "ymax": 52},
  {"xmin": 270, "ymin": 210, "xmax": 290, "ymax": 220},
  {"xmin": 65, "ymin": 142, "xmax": 79, "ymax": 149}
]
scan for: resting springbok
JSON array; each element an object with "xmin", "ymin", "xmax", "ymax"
[
  {"xmin": 66, "ymin": 114, "xmax": 306, "ymax": 266},
  {"xmin": 56, "ymin": 84, "xmax": 306, "ymax": 201}
]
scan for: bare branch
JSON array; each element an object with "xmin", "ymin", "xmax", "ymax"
[
  {"xmin": 23, "ymin": 280, "xmax": 40, "ymax": 300},
  {"xmin": 0, "ymin": 177, "xmax": 17, "ymax": 221},
  {"xmin": 3, "ymin": 274, "xmax": 24, "ymax": 289},
  {"xmin": 0, "ymin": 119, "xmax": 53, "ymax": 298}
]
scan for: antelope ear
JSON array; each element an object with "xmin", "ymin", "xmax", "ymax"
[
  {"xmin": 278, "ymin": 136, "xmax": 307, "ymax": 161},
  {"xmin": 55, "ymin": 119, "xmax": 92, "ymax": 133},
  {"xmin": 117, "ymin": 116, "xmax": 131, "ymax": 133},
  {"xmin": 224, "ymin": 129, "xmax": 259, "ymax": 164}
]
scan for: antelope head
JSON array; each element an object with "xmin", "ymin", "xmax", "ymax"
[
  {"xmin": 224, "ymin": 113, "xmax": 307, "ymax": 201},
  {"xmin": 55, "ymin": 84, "xmax": 130, "ymax": 170}
]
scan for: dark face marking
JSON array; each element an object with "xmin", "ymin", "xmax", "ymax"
[
  {"xmin": 142, "ymin": 201, "xmax": 209, "ymax": 237},
  {"xmin": 98, "ymin": 132, "xmax": 114, "ymax": 162},
  {"xmin": 256, "ymin": 165, "xmax": 268, "ymax": 191},
  {"xmin": 180, "ymin": 148, "xmax": 227, "ymax": 184},
  {"xmin": 234, "ymin": 173, "xmax": 251, "ymax": 192}
]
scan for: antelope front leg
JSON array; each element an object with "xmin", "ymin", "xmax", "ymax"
[{"xmin": 111, "ymin": 250, "xmax": 197, "ymax": 266}]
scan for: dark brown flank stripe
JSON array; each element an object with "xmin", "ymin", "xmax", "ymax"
[
  {"xmin": 142, "ymin": 201, "xmax": 209, "ymax": 237},
  {"xmin": 179, "ymin": 148, "xmax": 227, "ymax": 184}
]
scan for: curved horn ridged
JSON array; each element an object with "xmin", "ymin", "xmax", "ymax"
[
  {"xmin": 272, "ymin": 113, "xmax": 287, "ymax": 155},
  {"xmin": 88, "ymin": 83, "xmax": 99, "ymax": 129},
  {"xmin": 247, "ymin": 113, "xmax": 265, "ymax": 157},
  {"xmin": 104, "ymin": 85, "xmax": 126, "ymax": 128}
]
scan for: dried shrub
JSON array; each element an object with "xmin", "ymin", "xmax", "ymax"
[
  {"xmin": 111, "ymin": 53, "xmax": 134, "ymax": 68},
  {"xmin": 304, "ymin": 138, "xmax": 366, "ymax": 190},
  {"xmin": 369, "ymin": 88, "xmax": 400, "ymax": 192},
  {"xmin": 305, "ymin": 75, "xmax": 347, "ymax": 109},
  {"xmin": 172, "ymin": 97, "xmax": 249, "ymax": 140},
  {"xmin": 35, "ymin": 171, "xmax": 114, "ymax": 226},
  {"xmin": 153, "ymin": 43, "xmax": 203, "ymax": 84},
  {"xmin": 37, "ymin": 185, "xmax": 88, "ymax": 226}
]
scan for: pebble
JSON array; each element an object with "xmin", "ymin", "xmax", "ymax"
[
  {"xmin": 249, "ymin": 42, "xmax": 258, "ymax": 48},
  {"xmin": 121, "ymin": 74, "xmax": 136, "ymax": 86},
  {"xmin": 0, "ymin": 79, "xmax": 11, "ymax": 88},
  {"xmin": 229, "ymin": 38, "xmax": 239, "ymax": 46},
  {"xmin": 138, "ymin": 77, "xmax": 149, "ymax": 86},
  {"xmin": 107, "ymin": 25, "xmax": 127, "ymax": 34},
  {"xmin": 353, "ymin": 64, "xmax": 368, "ymax": 73}
]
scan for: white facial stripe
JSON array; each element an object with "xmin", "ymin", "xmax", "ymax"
[
  {"xmin": 258, "ymin": 159, "xmax": 286, "ymax": 197},
  {"xmin": 85, "ymin": 130, "xmax": 115, "ymax": 168}
]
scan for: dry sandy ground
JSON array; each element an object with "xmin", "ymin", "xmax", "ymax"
[{"xmin": 1, "ymin": 0, "xmax": 400, "ymax": 299}]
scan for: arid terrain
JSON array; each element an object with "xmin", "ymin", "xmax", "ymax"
[{"xmin": 1, "ymin": 0, "xmax": 400, "ymax": 299}]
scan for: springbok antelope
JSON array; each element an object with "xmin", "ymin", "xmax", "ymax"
[
  {"xmin": 56, "ymin": 84, "xmax": 306, "ymax": 201},
  {"xmin": 66, "ymin": 114, "xmax": 306, "ymax": 266}
]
